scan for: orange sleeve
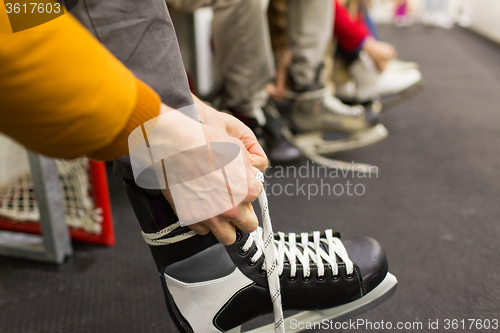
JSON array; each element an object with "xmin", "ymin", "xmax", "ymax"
[{"xmin": 0, "ymin": 6, "xmax": 161, "ymax": 160}]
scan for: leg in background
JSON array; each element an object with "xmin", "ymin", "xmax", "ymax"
[{"xmin": 287, "ymin": 0, "xmax": 332, "ymax": 91}]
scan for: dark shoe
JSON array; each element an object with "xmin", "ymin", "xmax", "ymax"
[{"xmin": 232, "ymin": 105, "xmax": 302, "ymax": 165}]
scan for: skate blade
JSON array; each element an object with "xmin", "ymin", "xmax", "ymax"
[
  {"xmin": 281, "ymin": 125, "xmax": 387, "ymax": 174},
  {"xmin": 300, "ymin": 154, "xmax": 379, "ymax": 174},
  {"xmin": 294, "ymin": 124, "xmax": 388, "ymax": 155},
  {"xmin": 379, "ymin": 79, "xmax": 426, "ymax": 111},
  {"xmin": 289, "ymin": 124, "xmax": 388, "ymax": 174},
  {"xmin": 239, "ymin": 272, "xmax": 398, "ymax": 333}
]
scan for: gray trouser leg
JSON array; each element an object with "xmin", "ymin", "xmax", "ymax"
[
  {"xmin": 71, "ymin": 0, "xmax": 195, "ymax": 181},
  {"xmin": 71, "ymin": 0, "xmax": 193, "ymax": 110},
  {"xmin": 213, "ymin": 0, "xmax": 275, "ymax": 111},
  {"xmin": 167, "ymin": 0, "xmax": 275, "ymax": 112},
  {"xmin": 287, "ymin": 0, "xmax": 332, "ymax": 90}
]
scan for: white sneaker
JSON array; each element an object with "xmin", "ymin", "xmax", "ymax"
[
  {"xmin": 387, "ymin": 58, "xmax": 419, "ymax": 72},
  {"xmin": 458, "ymin": 15, "xmax": 471, "ymax": 27},
  {"xmin": 421, "ymin": 11, "xmax": 434, "ymax": 26},
  {"xmin": 337, "ymin": 51, "xmax": 423, "ymax": 103},
  {"xmin": 433, "ymin": 12, "xmax": 454, "ymax": 29}
]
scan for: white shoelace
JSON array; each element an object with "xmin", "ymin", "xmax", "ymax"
[
  {"xmin": 245, "ymin": 174, "xmax": 353, "ymax": 333},
  {"xmin": 254, "ymin": 172, "xmax": 285, "ymax": 333},
  {"xmin": 142, "ymin": 221, "xmax": 196, "ymax": 246},
  {"xmin": 142, "ymin": 172, "xmax": 354, "ymax": 333}
]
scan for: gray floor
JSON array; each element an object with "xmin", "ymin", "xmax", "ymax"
[{"xmin": 1, "ymin": 25, "xmax": 500, "ymax": 333}]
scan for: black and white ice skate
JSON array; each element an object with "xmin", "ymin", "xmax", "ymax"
[{"xmin": 123, "ymin": 175, "xmax": 397, "ymax": 333}]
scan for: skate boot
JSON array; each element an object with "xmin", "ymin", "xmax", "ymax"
[
  {"xmin": 336, "ymin": 51, "xmax": 423, "ymax": 105},
  {"xmin": 284, "ymin": 86, "xmax": 387, "ymax": 172},
  {"xmin": 289, "ymin": 87, "xmax": 379, "ymax": 134},
  {"xmin": 123, "ymin": 174, "xmax": 397, "ymax": 333}
]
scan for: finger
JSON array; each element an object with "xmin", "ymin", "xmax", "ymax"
[
  {"xmin": 205, "ymin": 218, "xmax": 237, "ymax": 245},
  {"xmin": 223, "ymin": 202, "xmax": 259, "ymax": 234},
  {"xmin": 231, "ymin": 137, "xmax": 261, "ymax": 176},
  {"xmin": 237, "ymin": 130, "xmax": 268, "ymax": 171},
  {"xmin": 242, "ymin": 170, "xmax": 264, "ymax": 206},
  {"xmin": 248, "ymin": 144, "xmax": 268, "ymax": 171},
  {"xmin": 232, "ymin": 139, "xmax": 264, "ymax": 183},
  {"xmin": 188, "ymin": 222, "xmax": 211, "ymax": 235},
  {"xmin": 243, "ymin": 203, "xmax": 258, "ymax": 232},
  {"xmin": 223, "ymin": 114, "xmax": 268, "ymax": 171}
]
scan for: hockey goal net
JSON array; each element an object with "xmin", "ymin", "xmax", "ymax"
[{"xmin": 0, "ymin": 134, "xmax": 115, "ymax": 246}]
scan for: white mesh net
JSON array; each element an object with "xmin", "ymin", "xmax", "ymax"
[{"xmin": 0, "ymin": 135, "xmax": 103, "ymax": 235}]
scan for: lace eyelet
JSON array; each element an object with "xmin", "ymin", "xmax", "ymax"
[
  {"xmin": 238, "ymin": 247, "xmax": 248, "ymax": 256},
  {"xmin": 259, "ymin": 268, "xmax": 266, "ymax": 275},
  {"xmin": 332, "ymin": 274, "xmax": 340, "ymax": 281},
  {"xmin": 248, "ymin": 259, "xmax": 257, "ymax": 266},
  {"xmin": 288, "ymin": 275, "xmax": 297, "ymax": 282},
  {"xmin": 317, "ymin": 275, "xmax": 325, "ymax": 281},
  {"xmin": 345, "ymin": 273, "xmax": 354, "ymax": 280},
  {"xmin": 302, "ymin": 275, "xmax": 311, "ymax": 282},
  {"xmin": 235, "ymin": 231, "xmax": 242, "ymax": 242}
]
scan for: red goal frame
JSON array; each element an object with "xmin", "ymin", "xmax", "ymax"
[{"xmin": 0, "ymin": 161, "xmax": 115, "ymax": 246}]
